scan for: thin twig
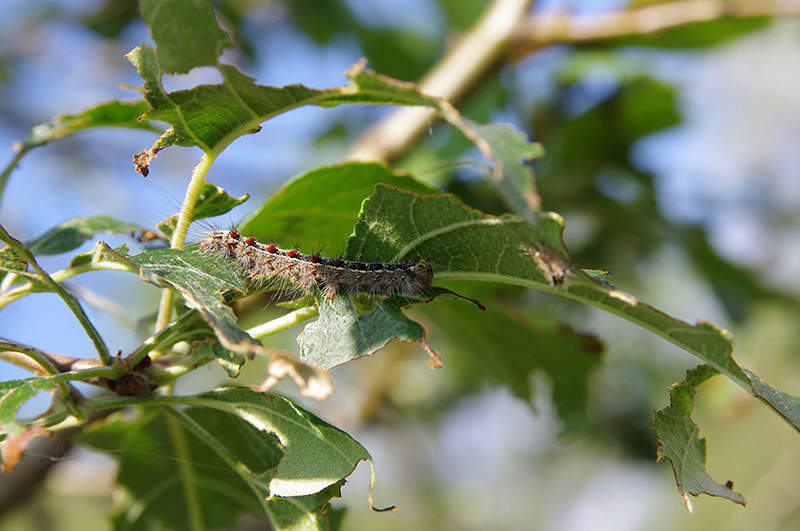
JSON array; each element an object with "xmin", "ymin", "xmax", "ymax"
[
  {"xmin": 348, "ymin": 0, "xmax": 799, "ymax": 164},
  {"xmin": 0, "ymin": 245, "xmax": 138, "ymax": 310},
  {"xmin": 0, "ymin": 148, "xmax": 25, "ymax": 209},
  {"xmin": 0, "ymin": 224, "xmax": 111, "ymax": 364},
  {"xmin": 154, "ymin": 152, "xmax": 215, "ymax": 334},
  {"xmin": 246, "ymin": 306, "xmax": 319, "ymax": 339}
]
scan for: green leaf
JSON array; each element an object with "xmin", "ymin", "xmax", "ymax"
[
  {"xmin": 653, "ymin": 365, "xmax": 746, "ymax": 513},
  {"xmin": 0, "ymin": 246, "xmax": 48, "ymax": 293},
  {"xmin": 19, "ymin": 100, "xmax": 159, "ymax": 151},
  {"xmin": 68, "ymin": 241, "xmax": 135, "ymax": 270},
  {"xmin": 26, "ymin": 215, "xmax": 148, "ymax": 255},
  {"xmin": 465, "ymin": 120, "xmax": 545, "ymax": 218},
  {"xmin": 1, "ymin": 100, "xmax": 159, "ymax": 202},
  {"xmin": 80, "ymin": 400, "xmax": 349, "ymax": 531},
  {"xmin": 743, "ymin": 369, "xmax": 800, "ymax": 433},
  {"xmin": 192, "ymin": 341, "xmax": 245, "ymax": 378},
  {"xmin": 84, "ymin": 388, "xmax": 374, "ymax": 498},
  {"xmin": 158, "ymin": 180, "xmax": 249, "ymax": 239},
  {"xmin": 0, "ymin": 376, "xmax": 61, "ymax": 436},
  {"xmin": 127, "ymin": 245, "xmax": 257, "ymax": 354},
  {"xmin": 139, "ymin": 0, "xmax": 231, "ymax": 73},
  {"xmin": 240, "ymin": 162, "xmax": 437, "ymax": 255},
  {"xmin": 298, "ymin": 296, "xmax": 425, "ymax": 370},
  {"xmin": 126, "ymin": 40, "xmax": 442, "ymax": 165},
  {"xmin": 420, "ymin": 298, "xmax": 602, "ymax": 433},
  {"xmin": 345, "ymin": 186, "xmax": 800, "ymax": 429}
]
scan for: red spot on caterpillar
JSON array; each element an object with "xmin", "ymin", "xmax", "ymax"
[
  {"xmin": 287, "ymin": 249, "xmax": 298, "ymax": 258},
  {"xmin": 229, "ymin": 228, "xmax": 239, "ymax": 239},
  {"xmin": 332, "ymin": 258, "xmax": 343, "ymax": 267},
  {"xmin": 309, "ymin": 253, "xmax": 321, "ymax": 263},
  {"xmin": 266, "ymin": 243, "xmax": 277, "ymax": 253},
  {"xmin": 245, "ymin": 237, "xmax": 255, "ymax": 245}
]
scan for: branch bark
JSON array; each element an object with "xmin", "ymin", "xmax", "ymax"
[
  {"xmin": 348, "ymin": 0, "xmax": 534, "ymax": 163},
  {"xmin": 510, "ymin": 0, "xmax": 800, "ymax": 57},
  {"xmin": 348, "ymin": 0, "xmax": 799, "ymax": 164}
]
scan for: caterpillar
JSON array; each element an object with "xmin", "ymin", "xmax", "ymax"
[{"xmin": 201, "ymin": 228, "xmax": 434, "ymax": 300}]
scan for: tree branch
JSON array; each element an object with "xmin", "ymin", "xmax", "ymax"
[
  {"xmin": 348, "ymin": 0, "xmax": 534, "ymax": 163},
  {"xmin": 348, "ymin": 0, "xmax": 798, "ymax": 164},
  {"xmin": 510, "ymin": 0, "xmax": 800, "ymax": 57}
]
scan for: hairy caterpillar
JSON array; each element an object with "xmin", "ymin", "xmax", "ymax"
[{"xmin": 202, "ymin": 228, "xmax": 434, "ymax": 299}]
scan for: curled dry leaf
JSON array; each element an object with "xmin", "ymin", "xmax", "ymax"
[
  {"xmin": 251, "ymin": 349, "xmax": 334, "ymax": 401},
  {"xmin": 1, "ymin": 425, "xmax": 51, "ymax": 473}
]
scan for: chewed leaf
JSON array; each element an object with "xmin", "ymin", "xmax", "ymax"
[
  {"xmin": 26, "ymin": 215, "xmax": 149, "ymax": 255},
  {"xmin": 79, "ymin": 397, "xmax": 355, "ymax": 530},
  {"xmin": 465, "ymin": 120, "xmax": 545, "ymax": 217},
  {"xmin": 0, "ymin": 376, "xmax": 62, "ymax": 437},
  {"xmin": 127, "ymin": 42, "xmax": 444, "ymax": 169},
  {"xmin": 298, "ymin": 296, "xmax": 425, "ymax": 370},
  {"xmin": 347, "ymin": 185, "xmax": 800, "ymax": 429},
  {"xmin": 139, "ymin": 0, "xmax": 231, "ymax": 73},
  {"xmin": 128, "ymin": 245, "xmax": 256, "ymax": 353},
  {"xmin": 654, "ymin": 365, "xmax": 746, "ymax": 513},
  {"xmin": 18, "ymin": 100, "xmax": 159, "ymax": 152},
  {"xmin": 345, "ymin": 184, "xmax": 569, "ymax": 285}
]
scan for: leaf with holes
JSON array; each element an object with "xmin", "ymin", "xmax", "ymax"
[
  {"xmin": 654, "ymin": 365, "xmax": 746, "ymax": 513},
  {"xmin": 346, "ymin": 185, "xmax": 800, "ymax": 430},
  {"xmin": 80, "ymin": 392, "xmax": 362, "ymax": 531}
]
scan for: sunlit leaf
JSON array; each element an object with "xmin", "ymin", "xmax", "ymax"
[
  {"xmin": 158, "ymin": 180, "xmax": 249, "ymax": 239},
  {"xmin": 240, "ymin": 162, "xmax": 437, "ymax": 255},
  {"xmin": 19, "ymin": 100, "xmax": 159, "ymax": 151},
  {"xmin": 346, "ymin": 185, "xmax": 800, "ymax": 429},
  {"xmin": 80, "ymin": 393, "xmax": 358, "ymax": 531}
]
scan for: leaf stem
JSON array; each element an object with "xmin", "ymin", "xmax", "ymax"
[
  {"xmin": 0, "ymin": 253, "xmax": 138, "ymax": 310},
  {"xmin": 165, "ymin": 410, "xmax": 206, "ymax": 531},
  {"xmin": 246, "ymin": 306, "xmax": 319, "ymax": 339},
  {"xmin": 0, "ymin": 341, "xmax": 62, "ymax": 376},
  {"xmin": 128, "ymin": 310, "xmax": 200, "ymax": 366},
  {"xmin": 0, "ymin": 148, "xmax": 25, "ymax": 208},
  {"xmin": 0, "ymin": 224, "xmax": 111, "ymax": 364},
  {"xmin": 154, "ymin": 152, "xmax": 216, "ymax": 333}
]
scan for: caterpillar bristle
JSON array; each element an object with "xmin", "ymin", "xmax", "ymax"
[{"xmin": 201, "ymin": 229, "xmax": 434, "ymax": 300}]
